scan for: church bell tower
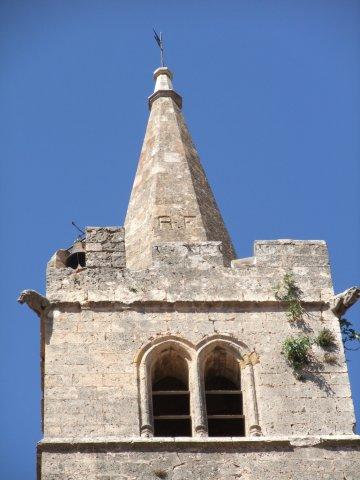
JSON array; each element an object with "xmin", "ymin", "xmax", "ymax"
[{"xmin": 20, "ymin": 65, "xmax": 360, "ymax": 479}]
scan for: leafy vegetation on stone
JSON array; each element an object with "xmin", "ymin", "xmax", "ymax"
[
  {"xmin": 282, "ymin": 336, "xmax": 311, "ymax": 372},
  {"xmin": 340, "ymin": 318, "xmax": 360, "ymax": 351},
  {"xmin": 275, "ymin": 272, "xmax": 304, "ymax": 322},
  {"xmin": 315, "ymin": 328, "xmax": 336, "ymax": 349}
]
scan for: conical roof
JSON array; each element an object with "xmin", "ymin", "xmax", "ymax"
[{"xmin": 124, "ymin": 67, "xmax": 236, "ymax": 270}]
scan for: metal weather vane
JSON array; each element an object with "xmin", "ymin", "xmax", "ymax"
[
  {"xmin": 153, "ymin": 29, "xmax": 165, "ymax": 67},
  {"xmin": 71, "ymin": 221, "xmax": 85, "ymax": 240}
]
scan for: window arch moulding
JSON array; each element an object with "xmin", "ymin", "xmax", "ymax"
[
  {"xmin": 135, "ymin": 335, "xmax": 262, "ymax": 438},
  {"xmin": 136, "ymin": 337, "xmax": 194, "ymax": 438},
  {"xmin": 197, "ymin": 338, "xmax": 262, "ymax": 437}
]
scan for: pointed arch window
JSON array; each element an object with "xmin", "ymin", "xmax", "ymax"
[
  {"xmin": 151, "ymin": 346, "xmax": 191, "ymax": 437},
  {"xmin": 204, "ymin": 346, "xmax": 245, "ymax": 437}
]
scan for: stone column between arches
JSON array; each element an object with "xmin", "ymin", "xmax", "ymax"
[
  {"xmin": 139, "ymin": 360, "xmax": 153, "ymax": 438},
  {"xmin": 239, "ymin": 354, "xmax": 262, "ymax": 437},
  {"xmin": 190, "ymin": 358, "xmax": 208, "ymax": 437}
]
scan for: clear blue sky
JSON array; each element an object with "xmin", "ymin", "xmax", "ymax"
[{"xmin": 0, "ymin": 1, "xmax": 359, "ymax": 478}]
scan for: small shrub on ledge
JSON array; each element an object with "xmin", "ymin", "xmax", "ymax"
[
  {"xmin": 275, "ymin": 272, "xmax": 305, "ymax": 323},
  {"xmin": 315, "ymin": 328, "xmax": 336, "ymax": 349},
  {"xmin": 282, "ymin": 336, "xmax": 311, "ymax": 374}
]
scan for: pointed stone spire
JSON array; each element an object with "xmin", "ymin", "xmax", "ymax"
[{"xmin": 124, "ymin": 67, "xmax": 236, "ymax": 270}]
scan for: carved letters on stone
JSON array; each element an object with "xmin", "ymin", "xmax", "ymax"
[
  {"xmin": 157, "ymin": 215, "xmax": 197, "ymax": 231},
  {"xmin": 158, "ymin": 216, "xmax": 172, "ymax": 230},
  {"xmin": 184, "ymin": 215, "xmax": 196, "ymax": 229}
]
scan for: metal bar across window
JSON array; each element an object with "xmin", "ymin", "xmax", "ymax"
[{"xmin": 154, "ymin": 415, "xmax": 191, "ymax": 420}]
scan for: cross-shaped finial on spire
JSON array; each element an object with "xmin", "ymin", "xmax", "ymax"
[{"xmin": 153, "ymin": 29, "xmax": 165, "ymax": 67}]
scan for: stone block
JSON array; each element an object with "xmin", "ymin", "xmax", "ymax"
[
  {"xmin": 84, "ymin": 227, "xmax": 126, "ymax": 268},
  {"xmin": 254, "ymin": 239, "xmax": 330, "ymax": 266},
  {"xmin": 152, "ymin": 241, "xmax": 225, "ymax": 269},
  {"xmin": 86, "ymin": 227, "xmax": 125, "ymax": 244}
]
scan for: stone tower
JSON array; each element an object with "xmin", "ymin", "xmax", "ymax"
[{"xmin": 20, "ymin": 67, "xmax": 360, "ymax": 479}]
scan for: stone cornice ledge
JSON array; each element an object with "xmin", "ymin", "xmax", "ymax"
[
  {"xmin": 148, "ymin": 90, "xmax": 182, "ymax": 109},
  {"xmin": 38, "ymin": 435, "xmax": 360, "ymax": 451},
  {"xmin": 50, "ymin": 300, "xmax": 329, "ymax": 311}
]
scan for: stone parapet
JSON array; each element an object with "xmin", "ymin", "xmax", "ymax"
[
  {"xmin": 152, "ymin": 242, "xmax": 225, "ymax": 269},
  {"xmin": 254, "ymin": 239, "xmax": 330, "ymax": 267},
  {"xmin": 46, "ymin": 267, "xmax": 333, "ymax": 304},
  {"xmin": 46, "ymin": 238, "xmax": 334, "ymax": 304}
]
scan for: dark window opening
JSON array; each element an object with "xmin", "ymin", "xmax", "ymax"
[
  {"xmin": 152, "ymin": 349, "xmax": 191, "ymax": 437},
  {"xmin": 205, "ymin": 389, "xmax": 243, "ymax": 416},
  {"xmin": 154, "ymin": 417, "xmax": 191, "ymax": 437},
  {"xmin": 205, "ymin": 375, "xmax": 237, "ymax": 390},
  {"xmin": 153, "ymin": 376, "xmax": 186, "ymax": 391},
  {"xmin": 66, "ymin": 252, "xmax": 86, "ymax": 269},
  {"xmin": 204, "ymin": 347, "xmax": 244, "ymax": 437},
  {"xmin": 207, "ymin": 418, "xmax": 245, "ymax": 437}
]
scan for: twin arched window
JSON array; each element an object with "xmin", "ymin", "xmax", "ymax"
[
  {"xmin": 151, "ymin": 346, "xmax": 191, "ymax": 437},
  {"xmin": 138, "ymin": 338, "xmax": 259, "ymax": 438},
  {"xmin": 204, "ymin": 346, "xmax": 244, "ymax": 437}
]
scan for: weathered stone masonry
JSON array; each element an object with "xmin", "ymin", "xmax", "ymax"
[{"xmin": 21, "ymin": 67, "xmax": 360, "ymax": 479}]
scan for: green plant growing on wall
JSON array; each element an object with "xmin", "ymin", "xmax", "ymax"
[
  {"xmin": 275, "ymin": 272, "xmax": 305, "ymax": 322},
  {"xmin": 282, "ymin": 336, "xmax": 311, "ymax": 373},
  {"xmin": 315, "ymin": 328, "xmax": 336, "ymax": 349},
  {"xmin": 340, "ymin": 318, "xmax": 360, "ymax": 351},
  {"xmin": 276, "ymin": 274, "xmax": 359, "ymax": 376}
]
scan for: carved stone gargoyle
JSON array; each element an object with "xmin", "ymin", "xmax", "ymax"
[
  {"xmin": 18, "ymin": 289, "xmax": 50, "ymax": 318},
  {"xmin": 331, "ymin": 286, "xmax": 360, "ymax": 318}
]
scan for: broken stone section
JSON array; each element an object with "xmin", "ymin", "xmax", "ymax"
[{"xmin": 47, "ymin": 226, "xmax": 126, "ymax": 270}]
